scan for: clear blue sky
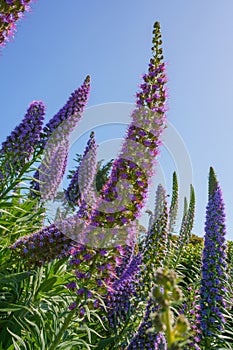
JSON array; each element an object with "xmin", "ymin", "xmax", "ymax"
[{"xmin": 1, "ymin": 0, "xmax": 233, "ymax": 240}]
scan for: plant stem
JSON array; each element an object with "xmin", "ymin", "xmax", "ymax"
[
  {"xmin": 165, "ymin": 305, "xmax": 173, "ymax": 348},
  {"xmin": 0, "ymin": 150, "xmax": 42, "ymax": 199},
  {"xmin": 163, "ymin": 287, "xmax": 174, "ymax": 349}
]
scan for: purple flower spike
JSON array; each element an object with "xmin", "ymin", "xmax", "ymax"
[
  {"xmin": 0, "ymin": 101, "xmax": 45, "ymax": 178},
  {"xmin": 65, "ymin": 131, "xmax": 98, "ymax": 207},
  {"xmin": 126, "ymin": 299, "xmax": 163, "ymax": 349},
  {"xmin": 106, "ymin": 254, "xmax": 142, "ymax": 328},
  {"xmin": 42, "ymin": 76, "xmax": 90, "ymax": 144},
  {"xmin": 30, "ymin": 77, "xmax": 91, "ymax": 198},
  {"xmin": 10, "ymin": 223, "xmax": 75, "ymax": 266},
  {"xmin": 199, "ymin": 167, "xmax": 227, "ymax": 343},
  {"xmin": 88, "ymin": 22, "xmax": 167, "ymax": 239}
]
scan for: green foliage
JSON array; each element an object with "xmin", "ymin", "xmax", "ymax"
[
  {"xmin": 1, "ymin": 145, "xmax": 233, "ymax": 349},
  {"xmin": 1, "ymin": 161, "xmax": 233, "ymax": 350}
]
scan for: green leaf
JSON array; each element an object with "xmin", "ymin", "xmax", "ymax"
[
  {"xmin": 0, "ymin": 302, "xmax": 31, "ymax": 312},
  {"xmin": 57, "ymin": 339, "xmax": 92, "ymax": 350},
  {"xmin": 7, "ymin": 328, "xmax": 27, "ymax": 349},
  {"xmin": 0, "ymin": 271, "xmax": 32, "ymax": 286},
  {"xmin": 37, "ymin": 277, "xmax": 58, "ymax": 293},
  {"xmin": 95, "ymin": 335, "xmax": 120, "ymax": 350}
]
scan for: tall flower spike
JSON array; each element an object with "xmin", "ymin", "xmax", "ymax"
[
  {"xmin": 140, "ymin": 184, "xmax": 168, "ymax": 295},
  {"xmin": 42, "ymin": 76, "xmax": 90, "ymax": 145},
  {"xmin": 55, "ymin": 22, "xmax": 167, "ymax": 249},
  {"xmin": 106, "ymin": 253, "xmax": 142, "ymax": 329},
  {"xmin": 30, "ymin": 77, "xmax": 91, "ymax": 198},
  {"xmin": 172, "ymin": 185, "xmax": 195, "ymax": 268},
  {"xmin": 61, "ymin": 22, "xmax": 168, "ymax": 249},
  {"xmin": 168, "ymin": 172, "xmax": 178, "ymax": 234},
  {"xmin": 146, "ymin": 184, "xmax": 168, "ymax": 250},
  {"xmin": 65, "ymin": 131, "xmax": 98, "ymax": 207},
  {"xmin": 154, "ymin": 184, "xmax": 167, "ymax": 223},
  {"xmin": 0, "ymin": 101, "xmax": 45, "ymax": 179},
  {"xmin": 95, "ymin": 22, "xmax": 168, "ymax": 226},
  {"xmin": 199, "ymin": 167, "xmax": 227, "ymax": 346}
]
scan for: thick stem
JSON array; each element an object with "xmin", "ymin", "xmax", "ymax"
[{"xmin": 165, "ymin": 305, "xmax": 173, "ymax": 348}]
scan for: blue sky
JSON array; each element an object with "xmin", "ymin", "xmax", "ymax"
[{"xmin": 1, "ymin": 0, "xmax": 233, "ymax": 240}]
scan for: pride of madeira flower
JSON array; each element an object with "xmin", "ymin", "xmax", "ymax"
[
  {"xmin": 60, "ymin": 21, "xmax": 168, "ymax": 249},
  {"xmin": 30, "ymin": 76, "xmax": 90, "ymax": 198},
  {"xmin": 199, "ymin": 167, "xmax": 227, "ymax": 347},
  {"xmin": 11, "ymin": 22, "xmax": 168, "ymax": 307},
  {"xmin": 0, "ymin": 101, "xmax": 45, "ymax": 181}
]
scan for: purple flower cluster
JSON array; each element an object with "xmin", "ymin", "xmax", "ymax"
[
  {"xmin": 115, "ymin": 244, "xmax": 135, "ymax": 277},
  {"xmin": 30, "ymin": 77, "xmax": 90, "ymax": 197},
  {"xmin": 10, "ymin": 223, "xmax": 74, "ymax": 266},
  {"xmin": 106, "ymin": 253, "xmax": 142, "ymax": 328},
  {"xmin": 65, "ymin": 245, "xmax": 125, "ymax": 305},
  {"xmin": 42, "ymin": 76, "xmax": 90, "ymax": 144},
  {"xmin": 181, "ymin": 287, "xmax": 201, "ymax": 350},
  {"xmin": 154, "ymin": 333, "xmax": 167, "ymax": 350},
  {"xmin": 126, "ymin": 299, "xmax": 164, "ymax": 350},
  {"xmin": 37, "ymin": 141, "xmax": 69, "ymax": 201},
  {"xmin": 0, "ymin": 0, "xmax": 32, "ymax": 48},
  {"xmin": 0, "ymin": 101, "xmax": 45, "ymax": 178},
  {"xmin": 65, "ymin": 131, "xmax": 98, "ymax": 207},
  {"xmin": 199, "ymin": 167, "xmax": 227, "ymax": 341}
]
